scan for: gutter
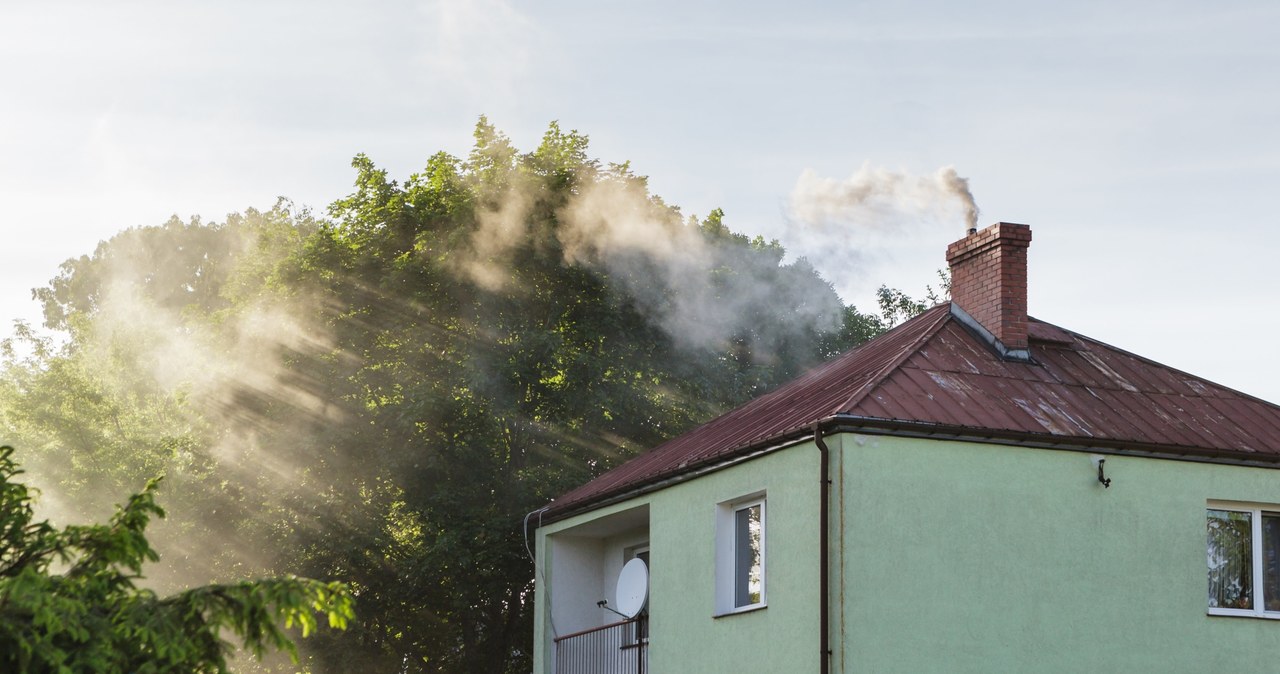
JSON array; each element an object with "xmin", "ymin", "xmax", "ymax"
[{"xmin": 812, "ymin": 423, "xmax": 831, "ymax": 674}]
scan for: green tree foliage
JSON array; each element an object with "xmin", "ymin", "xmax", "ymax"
[
  {"xmin": 2, "ymin": 119, "xmax": 913, "ymax": 672},
  {"xmin": 0, "ymin": 445, "xmax": 353, "ymax": 673},
  {"xmin": 0, "ymin": 322, "xmax": 206, "ymax": 519},
  {"xmin": 875, "ymin": 268, "xmax": 951, "ymax": 328},
  {"xmin": 2, "ymin": 203, "xmax": 324, "ymax": 593}
]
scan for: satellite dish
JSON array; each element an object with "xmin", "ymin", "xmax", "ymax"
[{"xmin": 614, "ymin": 558, "xmax": 649, "ymax": 618}]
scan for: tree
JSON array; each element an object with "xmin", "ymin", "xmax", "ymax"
[
  {"xmin": 0, "ymin": 445, "xmax": 353, "ymax": 673},
  {"xmin": 5, "ymin": 119, "xmax": 918, "ymax": 672},
  {"xmin": 1, "ymin": 203, "xmax": 327, "ymax": 597},
  {"xmin": 875, "ymin": 268, "xmax": 951, "ymax": 328}
]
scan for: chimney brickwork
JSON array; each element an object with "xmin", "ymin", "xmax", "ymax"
[{"xmin": 946, "ymin": 222, "xmax": 1032, "ymax": 351}]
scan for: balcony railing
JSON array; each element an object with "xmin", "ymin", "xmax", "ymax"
[{"xmin": 554, "ymin": 617, "xmax": 647, "ymax": 674}]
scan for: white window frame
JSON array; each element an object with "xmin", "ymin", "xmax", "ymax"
[
  {"xmin": 623, "ymin": 544, "xmax": 650, "ymax": 644},
  {"xmin": 625, "ymin": 544, "xmax": 649, "ymax": 565},
  {"xmin": 1207, "ymin": 500, "xmax": 1280, "ymax": 619},
  {"xmin": 715, "ymin": 492, "xmax": 766, "ymax": 616}
]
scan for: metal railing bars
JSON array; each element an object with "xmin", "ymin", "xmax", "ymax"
[{"xmin": 554, "ymin": 616, "xmax": 647, "ymax": 674}]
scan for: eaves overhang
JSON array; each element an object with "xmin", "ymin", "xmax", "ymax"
[
  {"xmin": 539, "ymin": 422, "xmax": 826, "ymax": 526},
  {"xmin": 540, "ymin": 414, "xmax": 1280, "ymax": 526}
]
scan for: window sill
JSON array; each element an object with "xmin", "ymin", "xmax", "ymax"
[
  {"xmin": 1207, "ymin": 608, "xmax": 1280, "ymax": 620},
  {"xmin": 714, "ymin": 603, "xmax": 767, "ymax": 619}
]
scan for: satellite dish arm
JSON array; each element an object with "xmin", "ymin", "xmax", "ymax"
[{"xmin": 596, "ymin": 599, "xmax": 630, "ymax": 619}]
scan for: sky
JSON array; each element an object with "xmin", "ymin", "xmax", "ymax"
[{"xmin": 1, "ymin": 0, "xmax": 1277, "ymax": 403}]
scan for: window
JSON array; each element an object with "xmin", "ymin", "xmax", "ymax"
[
  {"xmin": 1207, "ymin": 503, "xmax": 1280, "ymax": 618},
  {"xmin": 627, "ymin": 544, "xmax": 650, "ymax": 566},
  {"xmin": 625, "ymin": 545, "xmax": 649, "ymax": 643},
  {"xmin": 716, "ymin": 494, "xmax": 765, "ymax": 614}
]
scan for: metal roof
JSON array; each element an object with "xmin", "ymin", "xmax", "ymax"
[{"xmin": 546, "ymin": 303, "xmax": 1280, "ymax": 518}]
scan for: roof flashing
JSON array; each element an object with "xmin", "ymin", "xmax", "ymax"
[{"xmin": 949, "ymin": 302, "xmax": 1032, "ymax": 363}]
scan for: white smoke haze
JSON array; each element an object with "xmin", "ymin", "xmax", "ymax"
[
  {"xmin": 459, "ymin": 188, "xmax": 534, "ymax": 290},
  {"xmin": 88, "ymin": 241, "xmax": 342, "ymax": 438},
  {"xmin": 454, "ymin": 168, "xmax": 843, "ymax": 355},
  {"xmin": 29, "ymin": 221, "xmax": 348, "ymax": 591},
  {"xmin": 559, "ymin": 177, "xmax": 723, "ymax": 347},
  {"xmin": 559, "ymin": 177, "xmax": 688, "ymax": 265},
  {"xmin": 786, "ymin": 165, "xmax": 981, "ymax": 303},
  {"xmin": 559, "ymin": 176, "xmax": 842, "ymax": 352}
]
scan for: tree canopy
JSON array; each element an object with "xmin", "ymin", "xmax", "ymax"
[
  {"xmin": 0, "ymin": 445, "xmax": 352, "ymax": 673},
  {"xmin": 1, "ymin": 119, "xmax": 937, "ymax": 672}
]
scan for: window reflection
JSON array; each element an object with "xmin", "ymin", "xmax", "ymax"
[{"xmin": 735, "ymin": 504, "xmax": 762, "ymax": 606}]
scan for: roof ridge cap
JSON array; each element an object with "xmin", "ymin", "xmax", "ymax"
[{"xmin": 830, "ymin": 303, "xmax": 952, "ymax": 415}]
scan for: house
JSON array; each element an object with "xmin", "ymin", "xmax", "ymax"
[{"xmin": 530, "ymin": 222, "xmax": 1280, "ymax": 673}]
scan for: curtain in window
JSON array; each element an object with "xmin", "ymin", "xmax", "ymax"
[
  {"xmin": 1208, "ymin": 509, "xmax": 1252, "ymax": 609},
  {"xmin": 1263, "ymin": 514, "xmax": 1280, "ymax": 612}
]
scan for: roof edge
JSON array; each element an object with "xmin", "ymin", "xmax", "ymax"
[
  {"xmin": 540, "ymin": 424, "xmax": 825, "ymax": 525},
  {"xmin": 540, "ymin": 414, "xmax": 1280, "ymax": 525}
]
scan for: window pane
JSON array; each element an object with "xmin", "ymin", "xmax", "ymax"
[
  {"xmin": 1264, "ymin": 514, "xmax": 1280, "ymax": 612},
  {"xmin": 633, "ymin": 548, "xmax": 650, "ymax": 639},
  {"xmin": 734, "ymin": 504, "xmax": 762, "ymax": 606},
  {"xmin": 1208, "ymin": 509, "xmax": 1252, "ymax": 609}
]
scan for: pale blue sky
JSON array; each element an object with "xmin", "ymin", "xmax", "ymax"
[{"xmin": 2, "ymin": 0, "xmax": 1277, "ymax": 402}]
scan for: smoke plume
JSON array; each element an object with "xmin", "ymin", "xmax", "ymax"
[
  {"xmin": 785, "ymin": 165, "xmax": 980, "ymax": 303},
  {"xmin": 789, "ymin": 165, "xmax": 979, "ymax": 232}
]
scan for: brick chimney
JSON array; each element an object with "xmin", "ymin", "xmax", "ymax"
[{"xmin": 946, "ymin": 222, "xmax": 1032, "ymax": 357}]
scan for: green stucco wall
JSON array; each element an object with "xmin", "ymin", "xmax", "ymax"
[
  {"xmin": 650, "ymin": 445, "xmax": 821, "ymax": 674},
  {"xmin": 839, "ymin": 433, "xmax": 1280, "ymax": 673},
  {"xmin": 537, "ymin": 432, "xmax": 1280, "ymax": 673},
  {"xmin": 536, "ymin": 444, "xmax": 822, "ymax": 674}
]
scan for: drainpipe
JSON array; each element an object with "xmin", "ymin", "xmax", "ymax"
[{"xmin": 812, "ymin": 423, "xmax": 831, "ymax": 674}]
